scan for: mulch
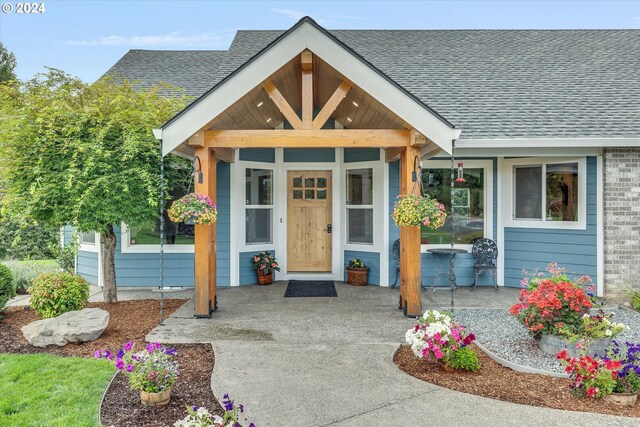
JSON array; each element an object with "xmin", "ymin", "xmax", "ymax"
[
  {"xmin": 394, "ymin": 344, "xmax": 640, "ymax": 418},
  {"xmin": 0, "ymin": 299, "xmax": 223, "ymax": 426}
]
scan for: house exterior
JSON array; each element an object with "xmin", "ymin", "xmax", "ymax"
[{"xmin": 71, "ymin": 18, "xmax": 640, "ymax": 317}]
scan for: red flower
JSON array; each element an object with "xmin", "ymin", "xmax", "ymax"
[
  {"xmin": 556, "ymin": 349, "xmax": 568, "ymax": 360},
  {"xmin": 586, "ymin": 387, "xmax": 598, "ymax": 398}
]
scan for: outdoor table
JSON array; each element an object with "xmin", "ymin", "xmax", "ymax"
[
  {"xmin": 426, "ymin": 248, "xmax": 468, "ymax": 315},
  {"xmin": 427, "ymin": 248, "xmax": 469, "ymax": 290}
]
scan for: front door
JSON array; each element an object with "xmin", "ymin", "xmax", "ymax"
[{"xmin": 287, "ymin": 171, "xmax": 332, "ymax": 272}]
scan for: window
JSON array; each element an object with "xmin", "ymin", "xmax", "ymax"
[
  {"xmin": 128, "ymin": 178, "xmax": 194, "ymax": 246},
  {"xmin": 80, "ymin": 232, "xmax": 96, "ymax": 245},
  {"xmin": 245, "ymin": 168, "xmax": 273, "ymax": 245},
  {"xmin": 346, "ymin": 168, "xmax": 373, "ymax": 244},
  {"xmin": 513, "ymin": 162, "xmax": 579, "ymax": 223},
  {"xmin": 421, "ymin": 167, "xmax": 485, "ymax": 245}
]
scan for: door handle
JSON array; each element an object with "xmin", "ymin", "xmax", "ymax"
[{"xmin": 326, "ymin": 224, "xmax": 332, "ymax": 233}]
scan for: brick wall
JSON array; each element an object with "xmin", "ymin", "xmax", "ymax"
[{"xmin": 603, "ymin": 148, "xmax": 640, "ymax": 298}]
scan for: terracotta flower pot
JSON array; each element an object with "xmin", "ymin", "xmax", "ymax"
[
  {"xmin": 140, "ymin": 388, "xmax": 172, "ymax": 406},
  {"xmin": 346, "ymin": 267, "xmax": 368, "ymax": 286},
  {"xmin": 257, "ymin": 270, "xmax": 273, "ymax": 285},
  {"xmin": 605, "ymin": 391, "xmax": 638, "ymax": 406}
]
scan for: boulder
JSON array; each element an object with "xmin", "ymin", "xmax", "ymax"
[{"xmin": 21, "ymin": 308, "xmax": 109, "ymax": 347}]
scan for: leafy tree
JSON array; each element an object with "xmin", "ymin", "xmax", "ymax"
[
  {"xmin": 0, "ymin": 216, "xmax": 58, "ymax": 260},
  {"xmin": 0, "ymin": 69, "xmax": 187, "ymax": 302},
  {"xmin": 0, "ymin": 42, "xmax": 17, "ymax": 83}
]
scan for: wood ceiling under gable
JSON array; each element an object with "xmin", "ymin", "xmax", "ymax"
[{"xmin": 205, "ymin": 55, "xmax": 409, "ymax": 131}]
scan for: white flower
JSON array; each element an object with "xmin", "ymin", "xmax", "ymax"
[
  {"xmin": 605, "ymin": 330, "xmax": 612, "ymax": 336},
  {"xmin": 582, "ymin": 313, "xmax": 590, "ymax": 319}
]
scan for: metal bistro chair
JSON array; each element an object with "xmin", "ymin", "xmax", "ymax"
[{"xmin": 471, "ymin": 238, "xmax": 499, "ymax": 292}]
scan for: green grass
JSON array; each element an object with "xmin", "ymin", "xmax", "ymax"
[{"xmin": 0, "ymin": 353, "xmax": 114, "ymax": 427}]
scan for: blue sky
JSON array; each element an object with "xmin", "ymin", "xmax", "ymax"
[{"xmin": 1, "ymin": 0, "xmax": 639, "ymax": 82}]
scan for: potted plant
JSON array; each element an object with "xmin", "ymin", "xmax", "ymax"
[
  {"xmin": 510, "ymin": 263, "xmax": 625, "ymax": 357},
  {"xmin": 168, "ymin": 193, "xmax": 217, "ymax": 225},
  {"xmin": 602, "ymin": 341, "xmax": 640, "ymax": 406},
  {"xmin": 346, "ymin": 258, "xmax": 369, "ymax": 286},
  {"xmin": 96, "ymin": 341, "xmax": 178, "ymax": 406},
  {"xmin": 556, "ymin": 350, "xmax": 621, "ymax": 399},
  {"xmin": 392, "ymin": 194, "xmax": 446, "ymax": 228},
  {"xmin": 252, "ymin": 251, "xmax": 280, "ymax": 285},
  {"xmin": 405, "ymin": 310, "xmax": 480, "ymax": 372}
]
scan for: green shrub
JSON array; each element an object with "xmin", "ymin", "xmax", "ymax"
[
  {"xmin": 49, "ymin": 239, "xmax": 78, "ymax": 274},
  {"xmin": 0, "ymin": 262, "xmax": 15, "ymax": 311},
  {"xmin": 4, "ymin": 260, "xmax": 61, "ymax": 294},
  {"xmin": 625, "ymin": 288, "xmax": 640, "ymax": 312},
  {"xmin": 29, "ymin": 273, "xmax": 90, "ymax": 318},
  {"xmin": 448, "ymin": 346, "xmax": 481, "ymax": 372}
]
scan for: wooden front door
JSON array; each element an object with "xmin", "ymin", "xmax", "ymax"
[{"xmin": 287, "ymin": 171, "xmax": 332, "ymax": 272}]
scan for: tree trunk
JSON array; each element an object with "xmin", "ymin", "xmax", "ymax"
[{"xmin": 100, "ymin": 225, "xmax": 118, "ymax": 303}]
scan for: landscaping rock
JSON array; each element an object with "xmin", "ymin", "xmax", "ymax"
[{"xmin": 21, "ymin": 308, "xmax": 109, "ymax": 347}]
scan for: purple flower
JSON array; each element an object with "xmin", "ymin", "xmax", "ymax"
[
  {"xmin": 123, "ymin": 341, "xmax": 134, "ymax": 351},
  {"xmin": 249, "ymin": 424, "xmax": 256, "ymax": 427},
  {"xmin": 192, "ymin": 405, "xmax": 198, "ymax": 411},
  {"xmin": 239, "ymin": 404, "xmax": 244, "ymax": 413},
  {"xmin": 116, "ymin": 348, "xmax": 125, "ymax": 359},
  {"xmin": 164, "ymin": 347, "xmax": 177, "ymax": 356},
  {"xmin": 115, "ymin": 359, "xmax": 124, "ymax": 371},
  {"xmin": 94, "ymin": 350, "xmax": 102, "ymax": 359},
  {"xmin": 146, "ymin": 343, "xmax": 155, "ymax": 354},
  {"xmin": 125, "ymin": 364, "xmax": 134, "ymax": 373}
]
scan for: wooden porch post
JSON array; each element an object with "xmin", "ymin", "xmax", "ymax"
[
  {"xmin": 400, "ymin": 144, "xmax": 423, "ymax": 317},
  {"xmin": 194, "ymin": 147, "xmax": 217, "ymax": 317}
]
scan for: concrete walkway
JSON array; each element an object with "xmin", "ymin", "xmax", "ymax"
[{"xmin": 148, "ymin": 283, "xmax": 637, "ymax": 427}]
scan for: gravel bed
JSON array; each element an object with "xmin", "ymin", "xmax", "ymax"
[{"xmin": 455, "ymin": 306, "xmax": 640, "ymax": 375}]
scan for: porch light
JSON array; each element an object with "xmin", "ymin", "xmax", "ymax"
[
  {"xmin": 352, "ymin": 101, "xmax": 359, "ymax": 107},
  {"xmin": 455, "ymin": 162, "xmax": 466, "ymax": 183},
  {"xmin": 266, "ymin": 117, "xmax": 272, "ymax": 123},
  {"xmin": 193, "ymin": 156, "xmax": 203, "ymax": 184},
  {"xmin": 346, "ymin": 117, "xmax": 353, "ymax": 122},
  {"xmin": 256, "ymin": 101, "xmax": 264, "ymax": 107}
]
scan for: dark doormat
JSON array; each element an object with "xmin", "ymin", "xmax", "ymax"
[{"xmin": 284, "ymin": 280, "xmax": 337, "ymax": 297}]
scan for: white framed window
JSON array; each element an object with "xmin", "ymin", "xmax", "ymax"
[
  {"xmin": 245, "ymin": 167, "xmax": 273, "ymax": 245},
  {"xmin": 346, "ymin": 167, "xmax": 374, "ymax": 245},
  {"xmin": 502, "ymin": 157, "xmax": 586, "ymax": 230},
  {"xmin": 420, "ymin": 159, "xmax": 494, "ymax": 251},
  {"xmin": 79, "ymin": 231, "xmax": 99, "ymax": 252}
]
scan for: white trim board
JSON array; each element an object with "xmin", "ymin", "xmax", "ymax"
[
  {"xmin": 457, "ymin": 138, "xmax": 640, "ymax": 148},
  {"xmin": 160, "ymin": 20, "xmax": 457, "ymax": 156}
]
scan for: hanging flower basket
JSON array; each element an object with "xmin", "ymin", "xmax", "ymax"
[
  {"xmin": 168, "ymin": 193, "xmax": 217, "ymax": 225},
  {"xmin": 392, "ymin": 194, "xmax": 446, "ymax": 228}
]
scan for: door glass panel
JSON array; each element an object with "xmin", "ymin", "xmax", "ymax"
[
  {"xmin": 305, "ymin": 189, "xmax": 315, "ymax": 200},
  {"xmin": 293, "ymin": 190, "xmax": 303, "ymax": 200},
  {"xmin": 316, "ymin": 178, "xmax": 327, "ymax": 188},
  {"xmin": 317, "ymin": 190, "xmax": 327, "ymax": 200},
  {"xmin": 305, "ymin": 178, "xmax": 315, "ymax": 188},
  {"xmin": 293, "ymin": 177, "xmax": 302, "ymax": 188}
]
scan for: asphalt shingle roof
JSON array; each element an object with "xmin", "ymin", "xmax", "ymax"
[{"xmin": 106, "ymin": 27, "xmax": 640, "ymax": 140}]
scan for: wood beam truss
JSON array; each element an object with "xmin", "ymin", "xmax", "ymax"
[{"xmin": 204, "ymin": 129, "xmax": 411, "ymax": 148}]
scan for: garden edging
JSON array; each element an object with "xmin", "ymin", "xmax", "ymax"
[
  {"xmin": 474, "ymin": 340, "xmax": 569, "ymax": 378},
  {"xmin": 99, "ymin": 371, "xmax": 118, "ymax": 427}
]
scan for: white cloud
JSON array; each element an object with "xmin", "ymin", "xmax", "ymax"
[{"xmin": 63, "ymin": 31, "xmax": 233, "ymax": 47}]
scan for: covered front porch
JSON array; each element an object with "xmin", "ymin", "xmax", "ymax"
[{"xmin": 155, "ymin": 18, "xmax": 459, "ymax": 318}]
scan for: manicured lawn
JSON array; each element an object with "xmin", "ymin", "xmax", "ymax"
[{"xmin": 0, "ymin": 353, "xmax": 114, "ymax": 427}]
